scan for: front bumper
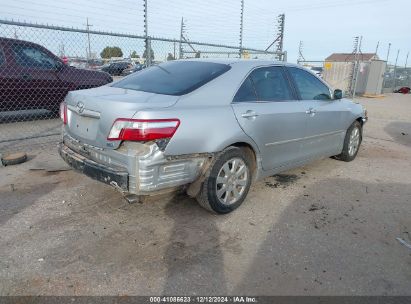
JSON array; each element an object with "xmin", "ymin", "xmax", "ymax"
[{"xmin": 59, "ymin": 134, "xmax": 207, "ymax": 195}]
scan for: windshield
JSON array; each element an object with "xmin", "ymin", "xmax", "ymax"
[{"xmin": 112, "ymin": 61, "xmax": 231, "ymax": 95}]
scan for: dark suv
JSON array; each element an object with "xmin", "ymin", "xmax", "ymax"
[
  {"xmin": 100, "ymin": 61, "xmax": 132, "ymax": 76},
  {"xmin": 0, "ymin": 38, "xmax": 113, "ymax": 113}
]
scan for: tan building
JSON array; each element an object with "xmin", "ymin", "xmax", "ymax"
[{"xmin": 322, "ymin": 53, "xmax": 385, "ymax": 95}]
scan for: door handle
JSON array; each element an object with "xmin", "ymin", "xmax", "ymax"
[
  {"xmin": 241, "ymin": 110, "xmax": 259, "ymax": 119},
  {"xmin": 305, "ymin": 108, "xmax": 316, "ymax": 115}
]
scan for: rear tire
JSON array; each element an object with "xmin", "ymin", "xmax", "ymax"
[
  {"xmin": 196, "ymin": 147, "xmax": 252, "ymax": 214},
  {"xmin": 335, "ymin": 121, "xmax": 362, "ymax": 162}
]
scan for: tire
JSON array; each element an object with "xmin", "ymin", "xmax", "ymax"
[
  {"xmin": 1, "ymin": 152, "xmax": 27, "ymax": 166},
  {"xmin": 196, "ymin": 146, "xmax": 252, "ymax": 214},
  {"xmin": 335, "ymin": 121, "xmax": 362, "ymax": 162}
]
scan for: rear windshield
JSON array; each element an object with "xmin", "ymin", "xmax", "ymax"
[{"xmin": 112, "ymin": 61, "xmax": 231, "ymax": 95}]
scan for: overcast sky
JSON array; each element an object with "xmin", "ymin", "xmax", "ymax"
[{"xmin": 1, "ymin": 0, "xmax": 410, "ymax": 64}]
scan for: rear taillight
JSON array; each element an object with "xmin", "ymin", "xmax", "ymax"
[
  {"xmin": 107, "ymin": 119, "xmax": 180, "ymax": 141},
  {"xmin": 60, "ymin": 102, "xmax": 67, "ymax": 125}
]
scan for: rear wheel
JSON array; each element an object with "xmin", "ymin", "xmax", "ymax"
[
  {"xmin": 335, "ymin": 121, "xmax": 362, "ymax": 162},
  {"xmin": 196, "ymin": 147, "xmax": 252, "ymax": 214}
]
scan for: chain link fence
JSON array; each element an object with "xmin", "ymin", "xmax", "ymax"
[
  {"xmin": 383, "ymin": 65, "xmax": 411, "ymax": 92},
  {"xmin": 0, "ymin": 19, "xmax": 283, "ymax": 155},
  {"xmin": 298, "ymin": 60, "xmax": 357, "ymax": 94},
  {"xmin": 298, "ymin": 59, "xmax": 411, "ymax": 96},
  {"xmin": 296, "ymin": 60, "xmax": 324, "ymax": 78}
]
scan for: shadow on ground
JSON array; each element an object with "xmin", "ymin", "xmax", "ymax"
[
  {"xmin": 162, "ymin": 195, "xmax": 227, "ymax": 295},
  {"xmin": 0, "ymin": 181, "xmax": 58, "ymax": 226},
  {"xmin": 384, "ymin": 122, "xmax": 411, "ymax": 147}
]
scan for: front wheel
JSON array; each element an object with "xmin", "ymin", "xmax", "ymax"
[
  {"xmin": 335, "ymin": 121, "xmax": 362, "ymax": 162},
  {"xmin": 196, "ymin": 147, "xmax": 252, "ymax": 214}
]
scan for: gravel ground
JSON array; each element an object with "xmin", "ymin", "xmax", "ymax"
[
  {"xmin": 0, "ymin": 115, "xmax": 60, "ymax": 154},
  {"xmin": 0, "ymin": 93, "xmax": 410, "ymax": 296}
]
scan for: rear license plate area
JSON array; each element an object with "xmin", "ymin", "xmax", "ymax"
[{"xmin": 67, "ymin": 110, "xmax": 98, "ymax": 140}]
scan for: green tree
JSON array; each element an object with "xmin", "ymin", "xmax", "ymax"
[
  {"xmin": 167, "ymin": 53, "xmax": 175, "ymax": 61},
  {"xmin": 100, "ymin": 46, "xmax": 123, "ymax": 59},
  {"xmin": 130, "ymin": 51, "xmax": 140, "ymax": 58},
  {"xmin": 143, "ymin": 48, "xmax": 155, "ymax": 60}
]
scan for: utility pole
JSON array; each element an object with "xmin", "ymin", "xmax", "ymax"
[
  {"xmin": 59, "ymin": 43, "xmax": 66, "ymax": 57},
  {"xmin": 297, "ymin": 40, "xmax": 305, "ymax": 64},
  {"xmin": 375, "ymin": 41, "xmax": 379, "ymax": 56},
  {"xmin": 381, "ymin": 42, "xmax": 391, "ymax": 91},
  {"xmin": 392, "ymin": 49, "xmax": 400, "ymax": 91},
  {"xmin": 349, "ymin": 36, "xmax": 360, "ymax": 97},
  {"xmin": 264, "ymin": 13, "xmax": 285, "ymax": 60},
  {"xmin": 84, "ymin": 18, "xmax": 92, "ymax": 60},
  {"xmin": 239, "ymin": 0, "xmax": 244, "ymax": 58},
  {"xmin": 276, "ymin": 14, "xmax": 285, "ymax": 60},
  {"xmin": 405, "ymin": 51, "xmax": 409, "ymax": 85},
  {"xmin": 179, "ymin": 17, "xmax": 185, "ymax": 59},
  {"xmin": 352, "ymin": 36, "xmax": 362, "ymax": 98},
  {"xmin": 143, "ymin": 0, "xmax": 152, "ymax": 66},
  {"xmin": 386, "ymin": 43, "xmax": 391, "ymax": 62}
]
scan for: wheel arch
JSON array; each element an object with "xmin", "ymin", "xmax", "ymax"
[
  {"xmin": 224, "ymin": 141, "xmax": 259, "ymax": 180},
  {"xmin": 355, "ymin": 116, "xmax": 364, "ymax": 127}
]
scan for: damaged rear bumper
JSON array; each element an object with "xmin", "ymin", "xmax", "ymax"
[
  {"xmin": 58, "ymin": 143, "xmax": 129, "ymax": 192},
  {"xmin": 58, "ymin": 134, "xmax": 209, "ymax": 196}
]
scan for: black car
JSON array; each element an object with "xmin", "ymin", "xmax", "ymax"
[
  {"xmin": 100, "ymin": 61, "xmax": 132, "ymax": 76},
  {"xmin": 121, "ymin": 63, "xmax": 146, "ymax": 76}
]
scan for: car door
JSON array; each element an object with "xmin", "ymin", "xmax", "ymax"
[
  {"xmin": 0, "ymin": 43, "xmax": 33, "ymax": 111},
  {"xmin": 286, "ymin": 67, "xmax": 345, "ymax": 158},
  {"xmin": 11, "ymin": 43, "xmax": 65, "ymax": 111},
  {"xmin": 0, "ymin": 45, "xmax": 17, "ymax": 112},
  {"xmin": 231, "ymin": 65, "xmax": 308, "ymax": 171}
]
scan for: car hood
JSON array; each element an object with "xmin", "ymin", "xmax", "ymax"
[{"xmin": 64, "ymin": 86, "xmax": 179, "ymax": 149}]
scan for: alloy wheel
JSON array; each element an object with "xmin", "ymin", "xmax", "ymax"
[
  {"xmin": 348, "ymin": 126, "xmax": 360, "ymax": 156},
  {"xmin": 215, "ymin": 157, "xmax": 249, "ymax": 205}
]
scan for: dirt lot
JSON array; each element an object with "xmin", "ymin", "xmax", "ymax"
[{"xmin": 0, "ymin": 94, "xmax": 410, "ymax": 296}]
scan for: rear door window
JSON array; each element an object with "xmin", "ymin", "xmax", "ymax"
[
  {"xmin": 252, "ymin": 66, "xmax": 294, "ymax": 101},
  {"xmin": 112, "ymin": 61, "xmax": 231, "ymax": 96},
  {"xmin": 233, "ymin": 78, "xmax": 257, "ymax": 102},
  {"xmin": 12, "ymin": 44, "xmax": 57, "ymax": 69},
  {"xmin": 234, "ymin": 66, "xmax": 293, "ymax": 102}
]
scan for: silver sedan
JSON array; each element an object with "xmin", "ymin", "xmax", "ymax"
[{"xmin": 59, "ymin": 59, "xmax": 367, "ymax": 214}]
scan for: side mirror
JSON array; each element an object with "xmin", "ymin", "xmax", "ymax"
[{"xmin": 334, "ymin": 89, "xmax": 343, "ymax": 100}]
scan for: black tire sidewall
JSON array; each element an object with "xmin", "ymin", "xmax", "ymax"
[
  {"xmin": 1, "ymin": 153, "xmax": 27, "ymax": 166},
  {"xmin": 342, "ymin": 121, "xmax": 362, "ymax": 161},
  {"xmin": 205, "ymin": 147, "xmax": 252, "ymax": 214}
]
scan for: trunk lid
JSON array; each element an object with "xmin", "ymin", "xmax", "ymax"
[{"xmin": 64, "ymin": 86, "xmax": 179, "ymax": 149}]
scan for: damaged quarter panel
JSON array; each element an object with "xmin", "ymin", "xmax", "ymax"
[{"xmin": 133, "ymin": 105, "xmax": 258, "ymax": 156}]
